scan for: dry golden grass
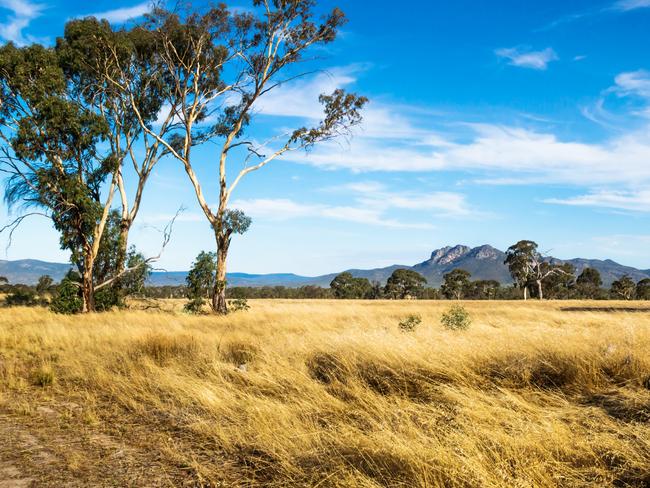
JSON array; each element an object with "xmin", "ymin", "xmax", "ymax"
[{"xmin": 1, "ymin": 300, "xmax": 649, "ymax": 487}]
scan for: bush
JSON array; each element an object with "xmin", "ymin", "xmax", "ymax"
[
  {"xmin": 50, "ymin": 275, "xmax": 83, "ymax": 314},
  {"xmin": 184, "ymin": 297, "xmax": 207, "ymax": 314},
  {"xmin": 398, "ymin": 314, "xmax": 422, "ymax": 332},
  {"xmin": 441, "ymin": 305, "xmax": 471, "ymax": 330},
  {"xmin": 4, "ymin": 288, "xmax": 40, "ymax": 307},
  {"xmin": 228, "ymin": 297, "xmax": 250, "ymax": 312}
]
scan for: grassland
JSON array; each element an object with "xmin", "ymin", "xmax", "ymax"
[{"xmin": 0, "ymin": 300, "xmax": 649, "ymax": 487}]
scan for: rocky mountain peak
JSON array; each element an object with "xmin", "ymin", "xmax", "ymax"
[
  {"xmin": 429, "ymin": 245, "xmax": 471, "ymax": 265},
  {"xmin": 470, "ymin": 245, "xmax": 501, "ymax": 260}
]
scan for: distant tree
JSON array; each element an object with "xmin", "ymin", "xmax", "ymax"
[
  {"xmin": 384, "ymin": 269, "xmax": 427, "ymax": 299},
  {"xmin": 636, "ymin": 278, "xmax": 650, "ymax": 300},
  {"xmin": 368, "ymin": 281, "xmax": 384, "ymax": 300},
  {"xmin": 610, "ymin": 275, "xmax": 636, "ymax": 300},
  {"xmin": 330, "ymin": 272, "xmax": 372, "ymax": 299},
  {"xmin": 441, "ymin": 269, "xmax": 472, "ymax": 300},
  {"xmin": 576, "ymin": 268, "xmax": 603, "ymax": 299},
  {"xmin": 0, "ymin": 276, "xmax": 7, "ymax": 284},
  {"xmin": 504, "ymin": 241, "xmax": 571, "ymax": 299},
  {"xmin": 185, "ymin": 252, "xmax": 218, "ymax": 313},
  {"xmin": 465, "ymin": 279, "xmax": 501, "ymax": 300},
  {"xmin": 36, "ymin": 275, "xmax": 54, "ymax": 295},
  {"xmin": 504, "ymin": 241, "xmax": 537, "ymax": 300},
  {"xmin": 539, "ymin": 263, "xmax": 575, "ymax": 299}
]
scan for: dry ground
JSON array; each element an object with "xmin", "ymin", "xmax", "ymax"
[{"xmin": 0, "ymin": 300, "xmax": 649, "ymax": 487}]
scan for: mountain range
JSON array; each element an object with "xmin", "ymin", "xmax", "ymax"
[{"xmin": 2, "ymin": 244, "xmax": 649, "ymax": 288}]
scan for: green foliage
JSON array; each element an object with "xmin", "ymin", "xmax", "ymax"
[
  {"xmin": 4, "ymin": 287, "xmax": 39, "ymax": 307},
  {"xmin": 441, "ymin": 305, "xmax": 471, "ymax": 331},
  {"xmin": 540, "ymin": 263, "xmax": 575, "ymax": 299},
  {"xmin": 504, "ymin": 240, "xmax": 538, "ymax": 294},
  {"xmin": 398, "ymin": 314, "xmax": 422, "ymax": 332},
  {"xmin": 611, "ymin": 275, "xmax": 636, "ymax": 300},
  {"xmin": 36, "ymin": 275, "xmax": 54, "ymax": 295},
  {"xmin": 185, "ymin": 251, "xmax": 217, "ymax": 313},
  {"xmin": 330, "ymin": 272, "xmax": 372, "ymax": 299},
  {"xmin": 576, "ymin": 268, "xmax": 603, "ymax": 299},
  {"xmin": 228, "ymin": 298, "xmax": 250, "ymax": 312},
  {"xmin": 50, "ymin": 271, "xmax": 83, "ymax": 314},
  {"xmin": 384, "ymin": 269, "xmax": 427, "ymax": 299},
  {"xmin": 441, "ymin": 269, "xmax": 472, "ymax": 300},
  {"xmin": 464, "ymin": 280, "xmax": 500, "ymax": 300},
  {"xmin": 636, "ymin": 279, "xmax": 650, "ymax": 300}
]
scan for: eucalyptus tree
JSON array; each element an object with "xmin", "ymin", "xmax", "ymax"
[
  {"xmin": 504, "ymin": 240, "xmax": 571, "ymax": 300},
  {"xmin": 117, "ymin": 1, "xmax": 367, "ymax": 314},
  {"xmin": 0, "ymin": 43, "xmax": 119, "ymax": 312},
  {"xmin": 441, "ymin": 269, "xmax": 471, "ymax": 300},
  {"xmin": 56, "ymin": 17, "xmax": 176, "ymax": 275}
]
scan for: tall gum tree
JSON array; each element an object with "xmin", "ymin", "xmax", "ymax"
[
  {"xmin": 124, "ymin": 1, "xmax": 367, "ymax": 314},
  {"xmin": 0, "ymin": 43, "xmax": 118, "ymax": 312},
  {"xmin": 56, "ymin": 18, "xmax": 179, "ymax": 276}
]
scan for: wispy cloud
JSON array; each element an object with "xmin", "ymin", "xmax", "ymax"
[
  {"xmin": 230, "ymin": 198, "xmax": 435, "ymax": 229},
  {"xmin": 0, "ymin": 0, "xmax": 46, "ymax": 45},
  {"xmin": 495, "ymin": 47, "xmax": 558, "ymax": 70},
  {"xmin": 612, "ymin": 0, "xmax": 650, "ymax": 11},
  {"xmin": 545, "ymin": 190, "xmax": 650, "ymax": 212},
  {"xmin": 82, "ymin": 1, "xmax": 150, "ymax": 24}
]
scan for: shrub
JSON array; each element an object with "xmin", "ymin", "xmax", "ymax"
[
  {"xmin": 50, "ymin": 275, "xmax": 83, "ymax": 314},
  {"xmin": 4, "ymin": 288, "xmax": 39, "ymax": 307},
  {"xmin": 184, "ymin": 298, "xmax": 207, "ymax": 314},
  {"xmin": 441, "ymin": 305, "xmax": 471, "ymax": 330},
  {"xmin": 228, "ymin": 298, "xmax": 250, "ymax": 312},
  {"xmin": 398, "ymin": 314, "xmax": 422, "ymax": 332},
  {"xmin": 30, "ymin": 364, "xmax": 55, "ymax": 387}
]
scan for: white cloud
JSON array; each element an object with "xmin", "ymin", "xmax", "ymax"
[
  {"xmin": 230, "ymin": 198, "xmax": 434, "ymax": 229},
  {"xmin": 545, "ymin": 190, "xmax": 650, "ymax": 212},
  {"xmin": 613, "ymin": 0, "xmax": 650, "ymax": 11},
  {"xmin": 0, "ymin": 0, "xmax": 45, "ymax": 45},
  {"xmin": 612, "ymin": 70, "xmax": 650, "ymax": 98},
  {"xmin": 495, "ymin": 47, "xmax": 558, "ymax": 70},
  {"xmin": 83, "ymin": 2, "xmax": 150, "ymax": 24}
]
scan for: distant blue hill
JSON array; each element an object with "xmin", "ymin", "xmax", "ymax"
[{"xmin": 3, "ymin": 245, "xmax": 650, "ymax": 288}]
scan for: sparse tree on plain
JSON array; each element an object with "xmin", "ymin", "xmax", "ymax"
[
  {"xmin": 504, "ymin": 240, "xmax": 571, "ymax": 300},
  {"xmin": 636, "ymin": 278, "xmax": 650, "ymax": 300},
  {"xmin": 441, "ymin": 269, "xmax": 471, "ymax": 300},
  {"xmin": 576, "ymin": 267, "xmax": 603, "ymax": 299},
  {"xmin": 330, "ymin": 272, "xmax": 372, "ymax": 299},
  {"xmin": 384, "ymin": 269, "xmax": 427, "ymax": 299},
  {"xmin": 610, "ymin": 275, "xmax": 636, "ymax": 300},
  {"xmin": 121, "ymin": 2, "xmax": 367, "ymax": 314}
]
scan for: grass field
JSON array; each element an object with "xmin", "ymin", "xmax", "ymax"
[{"xmin": 1, "ymin": 300, "xmax": 649, "ymax": 487}]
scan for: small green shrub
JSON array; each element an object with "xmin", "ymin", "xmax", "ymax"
[
  {"xmin": 50, "ymin": 275, "xmax": 83, "ymax": 314},
  {"xmin": 398, "ymin": 314, "xmax": 421, "ymax": 332},
  {"xmin": 184, "ymin": 297, "xmax": 207, "ymax": 314},
  {"xmin": 441, "ymin": 305, "xmax": 471, "ymax": 330},
  {"xmin": 228, "ymin": 298, "xmax": 250, "ymax": 312}
]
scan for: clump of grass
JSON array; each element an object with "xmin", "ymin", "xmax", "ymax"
[
  {"xmin": 134, "ymin": 333, "xmax": 199, "ymax": 365},
  {"xmin": 220, "ymin": 340, "xmax": 259, "ymax": 365},
  {"xmin": 30, "ymin": 363, "xmax": 55, "ymax": 387},
  {"xmin": 441, "ymin": 304, "xmax": 471, "ymax": 330},
  {"xmin": 307, "ymin": 352, "xmax": 351, "ymax": 384},
  {"xmin": 398, "ymin": 314, "xmax": 421, "ymax": 332}
]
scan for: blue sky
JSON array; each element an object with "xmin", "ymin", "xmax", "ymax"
[{"xmin": 2, "ymin": 0, "xmax": 650, "ymax": 275}]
